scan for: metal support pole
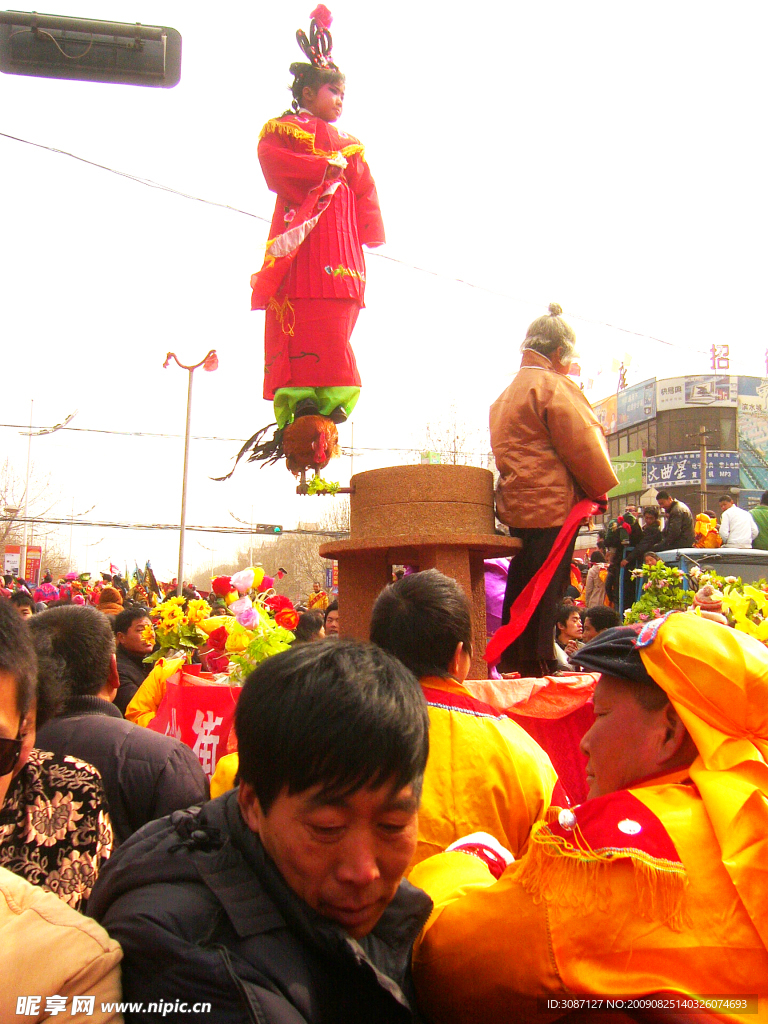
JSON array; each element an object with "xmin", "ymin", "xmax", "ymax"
[
  {"xmin": 20, "ymin": 400, "xmax": 33, "ymax": 583},
  {"xmin": 177, "ymin": 368, "xmax": 194, "ymax": 597},
  {"xmin": 699, "ymin": 425, "xmax": 708, "ymax": 514}
]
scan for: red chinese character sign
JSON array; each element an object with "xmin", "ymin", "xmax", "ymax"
[
  {"xmin": 147, "ymin": 672, "xmax": 241, "ymax": 779},
  {"xmin": 710, "ymin": 344, "xmax": 730, "ymax": 371}
]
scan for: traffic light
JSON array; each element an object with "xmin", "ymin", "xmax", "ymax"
[
  {"xmin": 0, "ymin": 11, "xmax": 181, "ymax": 87},
  {"xmin": 255, "ymin": 524, "xmax": 283, "ymax": 535}
]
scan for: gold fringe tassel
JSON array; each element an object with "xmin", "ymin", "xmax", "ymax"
[
  {"xmin": 259, "ymin": 120, "xmax": 366, "ymax": 162},
  {"xmin": 267, "ymin": 296, "xmax": 295, "ymax": 336},
  {"xmin": 515, "ymin": 821, "xmax": 688, "ymax": 932}
]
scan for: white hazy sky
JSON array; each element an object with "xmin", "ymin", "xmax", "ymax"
[{"xmin": 1, "ymin": 1, "xmax": 766, "ymax": 580}]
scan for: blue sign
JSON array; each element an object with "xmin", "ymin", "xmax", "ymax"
[
  {"xmin": 617, "ymin": 378, "xmax": 656, "ymax": 428},
  {"xmin": 646, "ymin": 451, "xmax": 740, "ymax": 487}
]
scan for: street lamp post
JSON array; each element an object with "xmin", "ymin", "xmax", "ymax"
[{"xmin": 164, "ymin": 349, "xmax": 218, "ymax": 597}]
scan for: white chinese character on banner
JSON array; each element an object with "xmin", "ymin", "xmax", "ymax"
[
  {"xmin": 44, "ymin": 996, "xmax": 67, "ymax": 1016},
  {"xmin": 16, "ymin": 997, "xmax": 41, "ymax": 1015},
  {"xmin": 192, "ymin": 709, "xmax": 224, "ymax": 775},
  {"xmin": 661, "ymin": 463, "xmax": 673, "ymax": 480},
  {"xmin": 675, "ymin": 460, "xmax": 687, "ymax": 480},
  {"xmin": 72, "ymin": 996, "xmax": 95, "ymax": 1015},
  {"xmin": 165, "ymin": 706, "xmax": 182, "ymax": 741}
]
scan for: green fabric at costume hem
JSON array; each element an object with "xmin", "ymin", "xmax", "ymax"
[{"xmin": 273, "ymin": 387, "xmax": 360, "ymax": 429}]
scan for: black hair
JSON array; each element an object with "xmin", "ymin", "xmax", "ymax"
[
  {"xmin": 761, "ymin": 491, "xmax": 768, "ymax": 506},
  {"xmin": 9, "ymin": 591, "xmax": 36, "ymax": 612},
  {"xmin": 555, "ymin": 602, "xmax": 581, "ymax": 629},
  {"xmin": 589, "ymin": 550, "xmax": 605, "ymax": 564},
  {"xmin": 289, "ymin": 62, "xmax": 345, "ymax": 111},
  {"xmin": 28, "ymin": 606, "xmax": 114, "ymax": 700},
  {"xmin": 0, "ymin": 599, "xmax": 38, "ymax": 722},
  {"xmin": 293, "ymin": 609, "xmax": 325, "ymax": 643},
  {"xmin": 369, "ymin": 569, "xmax": 472, "ymax": 679},
  {"xmin": 718, "ymin": 494, "xmax": 734, "ymax": 504},
  {"xmin": 113, "ymin": 606, "xmax": 152, "ymax": 637},
  {"xmin": 656, "ymin": 490, "xmax": 671, "ymax": 501},
  {"xmin": 583, "ymin": 606, "xmax": 621, "ymax": 633},
  {"xmin": 324, "ymin": 599, "xmax": 338, "ymax": 624},
  {"xmin": 235, "ymin": 639, "xmax": 429, "ymax": 815}
]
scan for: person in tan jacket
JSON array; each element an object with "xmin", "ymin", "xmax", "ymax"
[
  {"xmin": 0, "ymin": 601, "xmax": 123, "ymax": 1023},
  {"xmin": 490, "ymin": 304, "xmax": 617, "ymax": 677}
]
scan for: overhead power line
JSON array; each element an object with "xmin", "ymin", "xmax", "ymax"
[
  {"xmin": 2, "ymin": 514, "xmax": 349, "ymax": 537},
  {"xmin": 0, "ymin": 129, "xmax": 719, "ymax": 358}
]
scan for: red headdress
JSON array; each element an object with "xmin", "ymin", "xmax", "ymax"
[{"xmin": 295, "ymin": 7, "xmax": 338, "ymax": 71}]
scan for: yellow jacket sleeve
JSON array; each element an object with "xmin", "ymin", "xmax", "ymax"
[
  {"xmin": 210, "ymin": 752, "xmax": 239, "ymax": 799},
  {"xmin": 410, "ymin": 852, "xmax": 564, "ymax": 1023},
  {"xmin": 124, "ymin": 657, "xmax": 185, "ymax": 728}
]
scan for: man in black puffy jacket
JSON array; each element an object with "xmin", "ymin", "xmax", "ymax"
[
  {"xmin": 32, "ymin": 606, "xmax": 208, "ymax": 846},
  {"xmin": 88, "ymin": 640, "xmax": 432, "ymax": 1024}
]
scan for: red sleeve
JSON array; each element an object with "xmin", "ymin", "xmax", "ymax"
[
  {"xmin": 257, "ymin": 132, "xmax": 329, "ymax": 206},
  {"xmin": 345, "ymin": 153, "xmax": 385, "ymax": 247}
]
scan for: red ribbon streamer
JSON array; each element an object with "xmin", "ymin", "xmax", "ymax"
[{"xmin": 483, "ymin": 499, "xmax": 601, "ymax": 667}]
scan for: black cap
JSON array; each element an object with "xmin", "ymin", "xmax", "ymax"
[{"xmin": 570, "ymin": 625, "xmax": 656, "ymax": 686}]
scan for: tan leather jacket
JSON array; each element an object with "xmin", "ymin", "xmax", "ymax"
[
  {"xmin": 0, "ymin": 866, "xmax": 123, "ymax": 1022},
  {"xmin": 490, "ymin": 350, "xmax": 618, "ymax": 529}
]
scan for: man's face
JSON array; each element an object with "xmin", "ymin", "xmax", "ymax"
[
  {"xmin": 0, "ymin": 669, "xmax": 22, "ymax": 809},
  {"xmin": 325, "ymin": 610, "xmax": 340, "ymax": 636},
  {"xmin": 580, "ymin": 675, "xmax": 671, "ymax": 798},
  {"xmin": 559, "ymin": 610, "xmax": 583, "ymax": 642},
  {"xmin": 720, "ymin": 499, "xmax": 733, "ymax": 513},
  {"xmin": 313, "ymin": 583, "xmax": 320, "ymax": 593},
  {"xmin": 14, "ymin": 603, "xmax": 33, "ymax": 620},
  {"xmin": 657, "ymin": 497, "xmax": 672, "ymax": 512},
  {"xmin": 117, "ymin": 617, "xmax": 154, "ymax": 655},
  {"xmin": 581, "ymin": 618, "xmax": 599, "ymax": 643},
  {"xmin": 239, "ymin": 780, "xmax": 418, "ymax": 939}
]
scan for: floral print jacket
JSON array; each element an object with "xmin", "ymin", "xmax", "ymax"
[{"xmin": 0, "ymin": 748, "xmax": 113, "ymax": 911}]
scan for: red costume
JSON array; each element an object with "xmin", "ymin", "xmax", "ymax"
[{"xmin": 251, "ymin": 113, "xmax": 385, "ymax": 401}]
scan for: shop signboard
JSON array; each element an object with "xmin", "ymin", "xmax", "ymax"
[
  {"xmin": 608, "ymin": 449, "xmax": 644, "ymax": 498},
  {"xmin": 593, "ymin": 393, "xmax": 618, "ymax": 436},
  {"xmin": 3, "ymin": 544, "xmax": 20, "ymax": 576},
  {"xmin": 617, "ymin": 378, "xmax": 656, "ymax": 428},
  {"xmin": 645, "ymin": 451, "xmax": 740, "ymax": 487},
  {"xmin": 656, "ymin": 375, "xmax": 737, "ymax": 411},
  {"xmin": 737, "ymin": 376, "xmax": 768, "ymax": 490},
  {"xmin": 25, "ymin": 545, "xmax": 42, "ymax": 586}
]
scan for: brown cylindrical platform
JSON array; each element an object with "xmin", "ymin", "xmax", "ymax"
[{"xmin": 320, "ymin": 465, "xmax": 520, "ymax": 678}]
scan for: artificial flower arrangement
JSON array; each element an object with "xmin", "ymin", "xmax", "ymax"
[
  {"xmin": 624, "ymin": 560, "xmax": 768, "ymax": 647},
  {"xmin": 143, "ymin": 595, "xmax": 213, "ymax": 665},
  {"xmin": 624, "ymin": 562, "xmax": 693, "ymax": 624},
  {"xmin": 144, "ymin": 567, "xmax": 298, "ymax": 679}
]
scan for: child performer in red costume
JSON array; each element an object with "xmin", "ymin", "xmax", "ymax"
[{"xmin": 222, "ymin": 7, "xmax": 384, "ymax": 481}]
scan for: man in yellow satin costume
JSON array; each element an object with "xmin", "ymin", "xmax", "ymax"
[
  {"xmin": 410, "ymin": 613, "xmax": 768, "ymax": 1021},
  {"xmin": 370, "ymin": 570, "xmax": 562, "ymax": 868}
]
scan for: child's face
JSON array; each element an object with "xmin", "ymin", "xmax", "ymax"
[{"xmin": 302, "ymin": 81, "xmax": 344, "ymax": 122}]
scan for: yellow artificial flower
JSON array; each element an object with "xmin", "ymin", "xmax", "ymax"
[
  {"xmin": 140, "ymin": 624, "xmax": 155, "ymax": 645},
  {"xmin": 186, "ymin": 598, "xmax": 212, "ymax": 625}
]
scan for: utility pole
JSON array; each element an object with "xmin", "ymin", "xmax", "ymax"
[{"xmin": 699, "ymin": 426, "xmax": 709, "ymax": 513}]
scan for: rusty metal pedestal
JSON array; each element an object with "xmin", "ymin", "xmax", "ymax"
[{"xmin": 319, "ymin": 465, "xmax": 521, "ymax": 678}]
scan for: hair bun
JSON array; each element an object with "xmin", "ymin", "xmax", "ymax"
[{"xmin": 548, "ymin": 303, "xmax": 563, "ymax": 317}]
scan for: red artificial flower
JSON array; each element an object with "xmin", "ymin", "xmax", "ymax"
[
  {"xmin": 275, "ymin": 608, "xmax": 300, "ymax": 631},
  {"xmin": 203, "ymin": 350, "xmax": 219, "ymax": 372},
  {"xmin": 207, "ymin": 625, "xmax": 229, "ymax": 651},
  {"xmin": 206, "ymin": 651, "xmax": 230, "ymax": 674},
  {"xmin": 212, "ymin": 575, "xmax": 235, "ymax": 596},
  {"xmin": 311, "ymin": 5, "xmax": 332, "ymax": 29},
  {"xmin": 265, "ymin": 594, "xmax": 293, "ymax": 613}
]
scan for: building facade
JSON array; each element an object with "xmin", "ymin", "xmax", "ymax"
[{"xmin": 594, "ymin": 375, "xmax": 768, "ymax": 519}]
